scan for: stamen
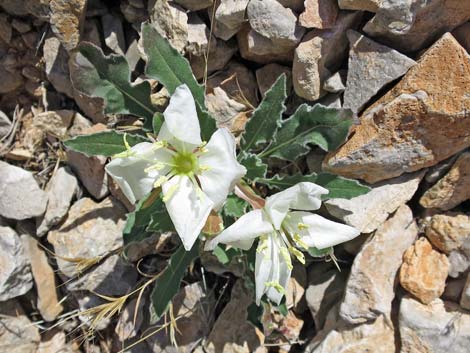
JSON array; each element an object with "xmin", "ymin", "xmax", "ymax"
[
  {"xmin": 199, "ymin": 165, "xmax": 212, "ymax": 172},
  {"xmin": 257, "ymin": 235, "xmax": 269, "ymax": 254},
  {"xmin": 162, "ymin": 184, "xmax": 179, "ymax": 202},
  {"xmin": 152, "ymin": 140, "xmax": 168, "ymax": 150},
  {"xmin": 189, "ymin": 175, "xmax": 205, "ymax": 201},
  {"xmin": 144, "ymin": 162, "xmax": 167, "ymax": 173},
  {"xmin": 123, "ymin": 133, "xmax": 131, "ymax": 150},
  {"xmin": 297, "ymin": 223, "xmax": 309, "ymax": 230},
  {"xmin": 292, "ymin": 233, "xmax": 309, "ymax": 250},
  {"xmin": 289, "ymin": 246, "xmax": 305, "ymax": 265},
  {"xmin": 264, "ymin": 281, "xmax": 285, "ymax": 294},
  {"xmin": 153, "ymin": 176, "xmax": 168, "ymax": 188},
  {"xmin": 280, "ymin": 247, "xmax": 293, "ymax": 270}
]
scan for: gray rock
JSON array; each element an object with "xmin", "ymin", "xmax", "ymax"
[
  {"xmin": 35, "ymin": 331, "xmax": 76, "ymax": 353},
  {"xmin": 186, "ymin": 13, "xmax": 210, "ymax": 56},
  {"xmin": 443, "ymin": 276, "xmax": 467, "ymax": 303},
  {"xmin": 299, "ymin": 0, "xmax": 339, "ymax": 29},
  {"xmin": 0, "ymin": 110, "xmax": 11, "ymax": 139},
  {"xmin": 338, "ymin": 0, "xmax": 380, "ymax": 12},
  {"xmin": 102, "ymin": 13, "xmax": 126, "ymax": 55},
  {"xmin": 343, "ymin": 30, "xmax": 416, "ymax": 114},
  {"xmin": 115, "ymin": 297, "xmax": 146, "ymax": 341},
  {"xmin": 214, "ymin": 0, "xmax": 249, "ymax": 40},
  {"xmin": 460, "ymin": 273, "xmax": 470, "ymax": 310},
  {"xmin": 256, "ymin": 63, "xmax": 292, "ymax": 97},
  {"xmin": 0, "ymin": 162, "xmax": 48, "ymax": 220},
  {"xmin": 278, "ymin": 0, "xmax": 304, "ymax": 12},
  {"xmin": 43, "ymin": 37, "xmax": 74, "ymax": 98},
  {"xmin": 68, "ymin": 112, "xmax": 93, "ymax": 137},
  {"xmin": 399, "ymin": 296, "xmax": 470, "ymax": 353},
  {"xmin": 325, "ymin": 171, "xmax": 424, "ymax": 234},
  {"xmin": 174, "ymin": 0, "xmax": 213, "ymax": 10},
  {"xmin": 150, "ymin": 0, "xmax": 188, "ymax": 53},
  {"xmin": 0, "ymin": 13, "xmax": 12, "ymax": 44},
  {"xmin": 37, "ymin": 167, "xmax": 78, "ymax": 236},
  {"xmin": 206, "ymin": 87, "xmax": 248, "ymax": 129},
  {"xmin": 0, "ymin": 227, "xmax": 32, "ymax": 301},
  {"xmin": 47, "ymin": 197, "xmax": 126, "ymax": 277},
  {"xmin": 447, "ymin": 239, "xmax": 470, "ymax": 278},
  {"xmin": 323, "ymin": 71, "xmax": 346, "ymax": 93},
  {"xmin": 190, "ymin": 38, "xmax": 237, "ymax": 79},
  {"xmin": 32, "ymin": 110, "xmax": 74, "ymax": 140},
  {"xmin": 0, "ymin": 54, "xmax": 24, "ymax": 94},
  {"xmin": 339, "ymin": 205, "xmax": 418, "ymax": 324}
]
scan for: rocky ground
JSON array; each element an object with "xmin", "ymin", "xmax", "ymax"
[{"xmin": 0, "ymin": 0, "xmax": 469, "ymax": 352}]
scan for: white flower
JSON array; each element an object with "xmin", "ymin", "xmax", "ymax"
[
  {"xmin": 106, "ymin": 84, "xmax": 246, "ymax": 250},
  {"xmin": 205, "ymin": 182, "xmax": 360, "ymax": 305}
]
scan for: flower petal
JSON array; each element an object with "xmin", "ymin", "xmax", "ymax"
[
  {"xmin": 162, "ymin": 175, "xmax": 214, "ymax": 250},
  {"xmin": 265, "ymin": 182, "xmax": 329, "ymax": 229},
  {"xmin": 198, "ymin": 128, "xmax": 247, "ymax": 210},
  {"xmin": 286, "ymin": 211, "xmax": 360, "ymax": 249},
  {"xmin": 204, "ymin": 209, "xmax": 273, "ymax": 251},
  {"xmin": 105, "ymin": 142, "xmax": 173, "ymax": 204},
  {"xmin": 159, "ymin": 84, "xmax": 202, "ymax": 151}
]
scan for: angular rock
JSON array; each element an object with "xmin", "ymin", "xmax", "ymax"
[
  {"xmin": 214, "ymin": 0, "xmax": 249, "ymax": 40},
  {"xmin": 299, "ymin": 0, "xmax": 339, "ymax": 29},
  {"xmin": 0, "ymin": 13, "xmax": 12, "ymax": 44},
  {"xmin": 364, "ymin": 0, "xmax": 470, "ymax": 53},
  {"xmin": 338, "ymin": 0, "xmax": 380, "ymax": 12},
  {"xmin": 186, "ymin": 13, "xmax": 210, "ymax": 56},
  {"xmin": 343, "ymin": 30, "xmax": 416, "ymax": 114},
  {"xmin": 256, "ymin": 63, "xmax": 292, "ymax": 97},
  {"xmin": 102, "ymin": 13, "xmax": 126, "ymax": 55},
  {"xmin": 174, "ymin": 0, "xmax": 213, "ymax": 11},
  {"xmin": 443, "ymin": 276, "xmax": 466, "ymax": 303},
  {"xmin": 420, "ymin": 152, "xmax": 470, "ymax": 210},
  {"xmin": 150, "ymin": 0, "xmax": 188, "ymax": 53},
  {"xmin": 43, "ymin": 37, "xmax": 74, "ymax": 98},
  {"xmin": 115, "ymin": 297, "xmax": 146, "ymax": 341},
  {"xmin": 323, "ymin": 71, "xmax": 345, "ymax": 93},
  {"xmin": 48, "ymin": 0, "xmax": 87, "ymax": 51},
  {"xmin": 293, "ymin": 11, "xmax": 362, "ymax": 100},
  {"xmin": 190, "ymin": 38, "xmax": 237, "ymax": 79},
  {"xmin": 340, "ymin": 205, "xmax": 418, "ymax": 324},
  {"xmin": 325, "ymin": 171, "xmax": 423, "ymax": 233},
  {"xmin": 206, "ymin": 87, "xmax": 248, "ymax": 129},
  {"xmin": 32, "ymin": 110, "xmax": 74, "ymax": 139},
  {"xmin": 286, "ymin": 264, "xmax": 307, "ymax": 312},
  {"xmin": 0, "ymin": 110, "xmax": 11, "ymax": 139},
  {"xmin": 0, "ymin": 55, "xmax": 24, "ymax": 94},
  {"xmin": 0, "ymin": 227, "xmax": 32, "ymax": 301},
  {"xmin": 22, "ymin": 236, "xmax": 63, "ymax": 321},
  {"xmin": 47, "ymin": 197, "xmax": 126, "ymax": 277},
  {"xmin": 426, "ymin": 213, "xmax": 470, "ymax": 254},
  {"xmin": 0, "ymin": 162, "xmax": 48, "ymax": 220},
  {"xmin": 399, "ymin": 296, "xmax": 470, "ymax": 353},
  {"xmin": 399, "ymin": 237, "xmax": 449, "ymax": 304},
  {"xmin": 68, "ymin": 112, "xmax": 93, "ymax": 136},
  {"xmin": 461, "ymin": 273, "xmax": 470, "ymax": 310},
  {"xmin": 448, "ymin": 247, "xmax": 470, "ymax": 279},
  {"xmin": 278, "ymin": 0, "xmax": 305, "ymax": 12},
  {"xmin": 36, "ymin": 331, "xmax": 76, "ymax": 353},
  {"xmin": 453, "ymin": 22, "xmax": 470, "ymax": 53},
  {"xmin": 324, "ymin": 33, "xmax": 470, "ymax": 183}
]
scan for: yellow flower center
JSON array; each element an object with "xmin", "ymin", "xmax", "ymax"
[{"xmin": 172, "ymin": 152, "xmax": 198, "ymax": 176}]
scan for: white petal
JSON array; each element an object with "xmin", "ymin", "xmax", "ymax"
[
  {"xmin": 159, "ymin": 84, "xmax": 202, "ymax": 151},
  {"xmin": 286, "ymin": 211, "xmax": 360, "ymax": 249},
  {"xmin": 265, "ymin": 182, "xmax": 329, "ymax": 230},
  {"xmin": 204, "ymin": 209, "xmax": 273, "ymax": 251},
  {"xmin": 198, "ymin": 128, "xmax": 247, "ymax": 210},
  {"xmin": 105, "ymin": 142, "xmax": 173, "ymax": 204},
  {"xmin": 162, "ymin": 175, "xmax": 214, "ymax": 250}
]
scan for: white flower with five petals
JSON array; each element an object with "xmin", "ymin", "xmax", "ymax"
[
  {"xmin": 106, "ymin": 84, "xmax": 246, "ymax": 250},
  {"xmin": 205, "ymin": 182, "xmax": 359, "ymax": 305}
]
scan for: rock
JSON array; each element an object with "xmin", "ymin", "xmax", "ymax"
[
  {"xmin": 32, "ymin": 110, "xmax": 74, "ymax": 139},
  {"xmin": 338, "ymin": 0, "xmax": 379, "ymax": 12},
  {"xmin": 213, "ymin": 0, "xmax": 249, "ymax": 40},
  {"xmin": 47, "ymin": 197, "xmax": 126, "ymax": 277},
  {"xmin": 0, "ymin": 162, "xmax": 47, "ymax": 220},
  {"xmin": 150, "ymin": 0, "xmax": 188, "ymax": 53},
  {"xmin": 305, "ymin": 315, "xmax": 395, "ymax": 353},
  {"xmin": 443, "ymin": 276, "xmax": 466, "ymax": 303},
  {"xmin": 190, "ymin": 38, "xmax": 237, "ymax": 79},
  {"xmin": 448, "ymin": 246, "xmax": 470, "ymax": 278},
  {"xmin": 323, "ymin": 71, "xmax": 345, "ymax": 93},
  {"xmin": 293, "ymin": 11, "xmax": 362, "ymax": 101},
  {"xmin": 324, "ymin": 33, "xmax": 470, "ymax": 183},
  {"xmin": 0, "ymin": 300, "xmax": 40, "ymax": 353},
  {"xmin": 203, "ymin": 280, "xmax": 267, "ymax": 353},
  {"xmin": 206, "ymin": 87, "xmax": 248, "ymax": 129},
  {"xmin": 364, "ymin": 0, "xmax": 470, "ymax": 53},
  {"xmin": 272, "ymin": 311, "xmax": 304, "ymax": 352},
  {"xmin": 399, "ymin": 237, "xmax": 449, "ymax": 304},
  {"xmin": 339, "ymin": 205, "xmax": 418, "ymax": 324},
  {"xmin": 453, "ymin": 22, "xmax": 470, "ymax": 53},
  {"xmin": 399, "ymin": 296, "xmax": 470, "ymax": 353},
  {"xmin": 66, "ymin": 150, "xmax": 109, "ymax": 200},
  {"xmin": 325, "ymin": 171, "xmax": 423, "ymax": 233},
  {"xmin": 278, "ymin": 0, "xmax": 305, "ymax": 12},
  {"xmin": 43, "ymin": 37, "xmax": 74, "ymax": 98},
  {"xmin": 0, "ymin": 13, "xmax": 12, "ymax": 44},
  {"xmin": 299, "ymin": 0, "xmax": 339, "ymax": 29},
  {"xmin": 186, "ymin": 13, "xmax": 210, "ymax": 56},
  {"xmin": 11, "ymin": 19, "xmax": 31, "ymax": 33},
  {"xmin": 115, "ymin": 297, "xmax": 145, "ymax": 341},
  {"xmin": 0, "ymin": 110, "xmax": 11, "ymax": 139},
  {"xmin": 256, "ymin": 63, "xmax": 292, "ymax": 97},
  {"xmin": 68, "ymin": 112, "xmax": 93, "ymax": 136},
  {"xmin": 286, "ymin": 264, "xmax": 307, "ymax": 312},
  {"xmin": 343, "ymin": 30, "xmax": 416, "ymax": 114},
  {"xmin": 22, "ymin": 236, "xmax": 63, "ymax": 321},
  {"xmin": 36, "ymin": 331, "xmax": 76, "ymax": 353},
  {"xmin": 305, "ymin": 262, "xmax": 348, "ymax": 330},
  {"xmin": 102, "ymin": 13, "xmax": 126, "ymax": 55},
  {"xmin": 72, "ymin": 89, "xmax": 107, "ymax": 124},
  {"xmin": 0, "ymin": 227, "xmax": 32, "ymax": 301},
  {"xmin": 420, "ymin": 152, "xmax": 470, "ymax": 210},
  {"xmin": 120, "ymin": 0, "xmax": 148, "ymax": 23},
  {"xmin": 148, "ymin": 282, "xmax": 215, "ymax": 353},
  {"xmin": 0, "ymin": 55, "xmax": 24, "ymax": 94},
  {"xmin": 426, "ymin": 213, "xmax": 470, "ymax": 254},
  {"xmin": 82, "ymin": 18, "xmax": 102, "ymax": 46},
  {"xmin": 460, "ymin": 273, "xmax": 470, "ymax": 310},
  {"xmin": 424, "ymin": 153, "xmax": 460, "ymax": 184},
  {"xmin": 174, "ymin": 0, "xmax": 213, "ymax": 11}
]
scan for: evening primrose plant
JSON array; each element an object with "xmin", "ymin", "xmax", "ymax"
[{"xmin": 64, "ymin": 22, "xmax": 370, "ymax": 323}]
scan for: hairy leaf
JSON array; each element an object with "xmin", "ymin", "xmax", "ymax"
[
  {"xmin": 240, "ymin": 153, "xmax": 268, "ymax": 182},
  {"xmin": 70, "ymin": 42, "xmax": 155, "ymax": 121},
  {"xmin": 64, "ymin": 131, "xmax": 149, "ymax": 157},
  {"xmin": 260, "ymin": 104, "xmax": 353, "ymax": 161},
  {"xmin": 241, "ymin": 75, "xmax": 286, "ymax": 152},
  {"xmin": 223, "ymin": 195, "xmax": 249, "ymax": 218}
]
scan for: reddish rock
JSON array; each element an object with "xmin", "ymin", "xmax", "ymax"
[{"xmin": 299, "ymin": 0, "xmax": 339, "ymax": 29}]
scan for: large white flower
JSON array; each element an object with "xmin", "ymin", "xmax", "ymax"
[
  {"xmin": 106, "ymin": 84, "xmax": 246, "ymax": 250},
  {"xmin": 205, "ymin": 182, "xmax": 360, "ymax": 305}
]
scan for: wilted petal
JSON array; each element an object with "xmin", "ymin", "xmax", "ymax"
[
  {"xmin": 285, "ymin": 211, "xmax": 360, "ymax": 249},
  {"xmin": 265, "ymin": 182, "xmax": 329, "ymax": 229},
  {"xmin": 159, "ymin": 84, "xmax": 202, "ymax": 151},
  {"xmin": 198, "ymin": 128, "xmax": 247, "ymax": 210},
  {"xmin": 105, "ymin": 142, "xmax": 173, "ymax": 204},
  {"xmin": 163, "ymin": 175, "xmax": 214, "ymax": 250},
  {"xmin": 205, "ymin": 209, "xmax": 273, "ymax": 251}
]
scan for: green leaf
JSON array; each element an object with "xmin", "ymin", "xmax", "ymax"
[
  {"xmin": 240, "ymin": 75, "xmax": 286, "ymax": 152},
  {"xmin": 152, "ymin": 112, "xmax": 164, "ymax": 134},
  {"xmin": 223, "ymin": 195, "xmax": 248, "ymax": 218},
  {"xmin": 240, "ymin": 153, "xmax": 268, "ymax": 182},
  {"xmin": 150, "ymin": 241, "xmax": 199, "ymax": 320},
  {"xmin": 258, "ymin": 172, "xmax": 370, "ymax": 199},
  {"xmin": 70, "ymin": 42, "xmax": 155, "ymax": 121},
  {"xmin": 196, "ymin": 103, "xmax": 217, "ymax": 142},
  {"xmin": 64, "ymin": 130, "xmax": 149, "ymax": 157},
  {"xmin": 308, "ymin": 246, "xmax": 334, "ymax": 258},
  {"xmin": 259, "ymin": 104, "xmax": 353, "ymax": 161}
]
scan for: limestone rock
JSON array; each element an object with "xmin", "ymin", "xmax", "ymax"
[
  {"xmin": 339, "ymin": 205, "xmax": 418, "ymax": 324},
  {"xmin": 190, "ymin": 38, "xmax": 237, "ymax": 79},
  {"xmin": 364, "ymin": 0, "xmax": 470, "ymax": 53},
  {"xmin": 420, "ymin": 152, "xmax": 470, "ymax": 210},
  {"xmin": 206, "ymin": 87, "xmax": 248, "ymax": 129},
  {"xmin": 150, "ymin": 0, "xmax": 188, "ymax": 53},
  {"xmin": 453, "ymin": 21, "xmax": 470, "ymax": 53},
  {"xmin": 461, "ymin": 273, "xmax": 470, "ymax": 310},
  {"xmin": 174, "ymin": 0, "xmax": 213, "ymax": 10},
  {"xmin": 324, "ymin": 33, "xmax": 470, "ymax": 183},
  {"xmin": 426, "ymin": 213, "xmax": 470, "ymax": 254},
  {"xmin": 399, "ymin": 296, "xmax": 470, "ymax": 353},
  {"xmin": 448, "ymin": 246, "xmax": 470, "ymax": 278},
  {"xmin": 115, "ymin": 297, "xmax": 146, "ymax": 341},
  {"xmin": 213, "ymin": 0, "xmax": 249, "ymax": 40},
  {"xmin": 49, "ymin": 0, "xmax": 87, "ymax": 51},
  {"xmin": 68, "ymin": 112, "xmax": 93, "ymax": 136},
  {"xmin": 47, "ymin": 197, "xmax": 126, "ymax": 277},
  {"xmin": 0, "ymin": 110, "xmax": 11, "ymax": 139},
  {"xmin": 256, "ymin": 63, "xmax": 292, "ymax": 97},
  {"xmin": 0, "ymin": 162, "xmax": 47, "ymax": 220},
  {"xmin": 299, "ymin": 0, "xmax": 339, "ymax": 29},
  {"xmin": 325, "ymin": 171, "xmax": 423, "ymax": 233},
  {"xmin": 338, "ymin": 0, "xmax": 380, "ymax": 12},
  {"xmin": 293, "ymin": 11, "xmax": 362, "ymax": 100},
  {"xmin": 102, "ymin": 13, "xmax": 126, "ymax": 55},
  {"xmin": 0, "ymin": 227, "xmax": 32, "ymax": 301},
  {"xmin": 323, "ymin": 71, "xmax": 345, "ymax": 93},
  {"xmin": 343, "ymin": 30, "xmax": 416, "ymax": 114},
  {"xmin": 186, "ymin": 13, "xmax": 210, "ymax": 56},
  {"xmin": 36, "ymin": 331, "xmax": 76, "ymax": 353},
  {"xmin": 278, "ymin": 0, "xmax": 304, "ymax": 12},
  {"xmin": 43, "ymin": 37, "xmax": 74, "ymax": 98},
  {"xmin": 399, "ymin": 237, "xmax": 449, "ymax": 304},
  {"xmin": 32, "ymin": 110, "xmax": 74, "ymax": 139}
]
